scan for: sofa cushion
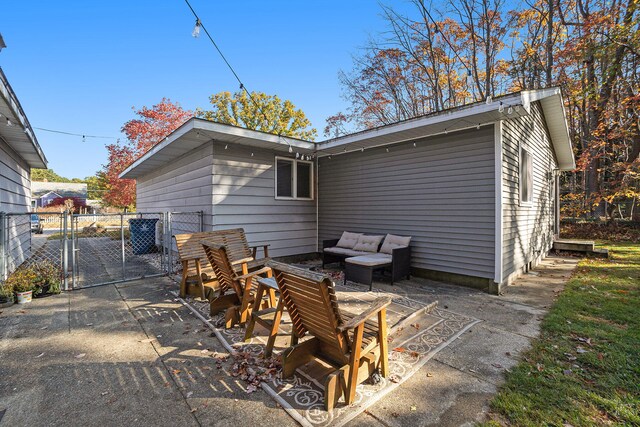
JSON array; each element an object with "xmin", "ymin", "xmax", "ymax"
[
  {"xmin": 352, "ymin": 235, "xmax": 384, "ymax": 253},
  {"xmin": 336, "ymin": 231, "xmax": 363, "ymax": 249},
  {"xmin": 324, "ymin": 247, "xmax": 370, "ymax": 257},
  {"xmin": 380, "ymin": 234, "xmax": 412, "ymax": 254},
  {"xmin": 346, "ymin": 253, "xmax": 392, "ymax": 266}
]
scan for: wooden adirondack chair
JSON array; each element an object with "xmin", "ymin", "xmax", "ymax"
[
  {"xmin": 267, "ymin": 260, "xmax": 392, "ymax": 411},
  {"xmin": 202, "ymin": 242, "xmax": 274, "ymax": 328}
]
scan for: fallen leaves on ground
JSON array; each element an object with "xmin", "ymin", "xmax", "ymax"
[{"xmin": 229, "ymin": 351, "xmax": 282, "ymax": 393}]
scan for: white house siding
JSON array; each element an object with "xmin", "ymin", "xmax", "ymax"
[
  {"xmin": 318, "ymin": 126, "xmax": 496, "ymax": 280},
  {"xmin": 501, "ymin": 101, "xmax": 558, "ymax": 282},
  {"xmin": 211, "ymin": 143, "xmax": 317, "ymax": 258},
  {"xmin": 136, "ymin": 142, "xmax": 214, "ymax": 234},
  {"xmin": 1, "ymin": 136, "xmax": 32, "ymax": 274},
  {"xmin": 0, "ymin": 137, "xmax": 31, "ymax": 212}
]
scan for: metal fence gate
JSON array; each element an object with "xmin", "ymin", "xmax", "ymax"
[{"xmin": 0, "ymin": 210, "xmax": 203, "ymax": 289}]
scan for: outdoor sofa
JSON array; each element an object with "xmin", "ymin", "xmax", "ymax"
[{"xmin": 322, "ymin": 232, "xmax": 411, "ymax": 290}]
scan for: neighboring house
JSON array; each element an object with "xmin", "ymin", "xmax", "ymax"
[
  {"xmin": 0, "ymin": 65, "xmax": 48, "ymax": 278},
  {"xmin": 31, "ymin": 182, "xmax": 88, "ymax": 208},
  {"xmin": 121, "ymin": 87, "xmax": 575, "ymax": 294}
]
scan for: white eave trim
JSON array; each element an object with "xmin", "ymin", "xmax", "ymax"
[
  {"xmin": 119, "ymin": 118, "xmax": 316, "ymax": 179},
  {"xmin": 316, "ymin": 92, "xmax": 525, "ymax": 151},
  {"xmin": 0, "ymin": 68, "xmax": 47, "ymax": 168},
  {"xmin": 120, "ymin": 88, "xmax": 575, "ymax": 179}
]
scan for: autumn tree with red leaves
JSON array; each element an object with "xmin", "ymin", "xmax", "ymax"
[
  {"xmin": 102, "ymin": 99, "xmax": 192, "ymax": 209},
  {"xmin": 332, "ymin": 0, "xmax": 640, "ymax": 220}
]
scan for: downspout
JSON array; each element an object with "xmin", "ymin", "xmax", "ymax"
[
  {"xmin": 492, "ymin": 122, "xmax": 504, "ymax": 294},
  {"xmin": 554, "ymin": 172, "xmax": 560, "ymax": 238},
  {"xmin": 315, "ymin": 155, "xmax": 319, "ymax": 253}
]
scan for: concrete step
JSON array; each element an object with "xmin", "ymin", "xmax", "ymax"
[
  {"xmin": 553, "ymin": 239, "xmax": 609, "ymax": 258},
  {"xmin": 553, "ymin": 239, "xmax": 595, "ymax": 252}
]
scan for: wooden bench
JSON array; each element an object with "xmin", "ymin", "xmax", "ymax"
[{"xmin": 174, "ymin": 228, "xmax": 270, "ymax": 299}]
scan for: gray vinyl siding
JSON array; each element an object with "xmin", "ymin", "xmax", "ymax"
[
  {"xmin": 136, "ymin": 142, "xmax": 214, "ymax": 233},
  {"xmin": 318, "ymin": 126, "xmax": 496, "ymax": 279},
  {"xmin": 502, "ymin": 102, "xmax": 558, "ymax": 280},
  {"xmin": 1, "ymin": 137, "xmax": 32, "ymax": 275},
  {"xmin": 1, "ymin": 137, "xmax": 31, "ymax": 213},
  {"xmin": 211, "ymin": 143, "xmax": 317, "ymax": 258}
]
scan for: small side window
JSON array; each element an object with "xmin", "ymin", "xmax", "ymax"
[
  {"xmin": 275, "ymin": 156, "xmax": 313, "ymax": 200},
  {"xmin": 520, "ymin": 146, "xmax": 533, "ymax": 205}
]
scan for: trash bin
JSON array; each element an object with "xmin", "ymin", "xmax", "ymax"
[{"xmin": 128, "ymin": 218, "xmax": 159, "ymax": 255}]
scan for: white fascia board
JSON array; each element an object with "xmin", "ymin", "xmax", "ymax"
[
  {"xmin": 119, "ymin": 119, "xmax": 195, "ymax": 179},
  {"xmin": 525, "ymin": 88, "xmax": 575, "ymax": 170},
  {"xmin": 316, "ymin": 93, "xmax": 524, "ymax": 151},
  {"xmin": 194, "ymin": 119, "xmax": 315, "ymax": 151},
  {"xmin": 0, "ymin": 77, "xmax": 47, "ymax": 168}
]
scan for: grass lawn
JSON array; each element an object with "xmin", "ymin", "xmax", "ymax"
[
  {"xmin": 484, "ymin": 242, "xmax": 640, "ymax": 426},
  {"xmin": 47, "ymin": 229, "xmax": 130, "ymax": 240}
]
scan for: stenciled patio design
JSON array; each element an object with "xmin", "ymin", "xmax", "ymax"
[{"xmin": 176, "ymin": 260, "xmax": 479, "ymax": 427}]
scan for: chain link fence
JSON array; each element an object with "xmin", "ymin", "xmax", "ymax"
[
  {"xmin": 0, "ymin": 212, "xmax": 65, "ymax": 286},
  {"xmin": 1, "ymin": 210, "xmax": 203, "ymax": 289},
  {"xmin": 165, "ymin": 211, "xmax": 205, "ymax": 279}
]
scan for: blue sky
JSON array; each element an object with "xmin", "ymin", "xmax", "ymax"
[{"xmin": 1, "ymin": 1, "xmax": 407, "ymax": 178}]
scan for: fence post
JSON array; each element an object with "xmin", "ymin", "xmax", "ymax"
[
  {"xmin": 199, "ymin": 210, "xmax": 204, "ymax": 232},
  {"xmin": 70, "ymin": 212, "xmax": 77, "ymax": 288},
  {"xmin": 62, "ymin": 211, "xmax": 69, "ymax": 290},
  {"xmin": 121, "ymin": 213, "xmax": 126, "ymax": 281},
  {"xmin": 0, "ymin": 212, "xmax": 6, "ymax": 282},
  {"xmin": 166, "ymin": 212, "xmax": 173, "ymax": 274}
]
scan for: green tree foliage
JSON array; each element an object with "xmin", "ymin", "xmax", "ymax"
[
  {"xmin": 84, "ymin": 172, "xmax": 108, "ymax": 200},
  {"xmin": 31, "ymin": 168, "xmax": 71, "ymax": 182},
  {"xmin": 197, "ymin": 91, "xmax": 317, "ymax": 141}
]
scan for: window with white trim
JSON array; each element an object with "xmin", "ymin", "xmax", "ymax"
[
  {"xmin": 520, "ymin": 146, "xmax": 533, "ymax": 205},
  {"xmin": 275, "ymin": 157, "xmax": 313, "ymax": 200}
]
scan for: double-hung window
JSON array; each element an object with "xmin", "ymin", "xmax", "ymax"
[
  {"xmin": 275, "ymin": 157, "xmax": 313, "ymax": 200},
  {"xmin": 519, "ymin": 146, "xmax": 533, "ymax": 205}
]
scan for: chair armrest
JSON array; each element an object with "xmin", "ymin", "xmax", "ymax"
[
  {"xmin": 391, "ymin": 246, "xmax": 411, "ymax": 261},
  {"xmin": 180, "ymin": 255, "xmax": 201, "ymax": 262},
  {"xmin": 249, "ymin": 244, "xmax": 271, "ymax": 258},
  {"xmin": 235, "ymin": 266, "xmax": 272, "ymax": 281},
  {"xmin": 337, "ymin": 297, "xmax": 392, "ymax": 332},
  {"xmin": 230, "ymin": 257, "xmax": 255, "ymax": 266},
  {"xmin": 323, "ymin": 239, "xmax": 340, "ymax": 250}
]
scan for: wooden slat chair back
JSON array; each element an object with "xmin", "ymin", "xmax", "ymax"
[
  {"xmin": 201, "ymin": 241, "xmax": 242, "ymax": 297},
  {"xmin": 174, "ymin": 228, "xmax": 270, "ymax": 300},
  {"xmin": 174, "ymin": 232, "xmax": 220, "ymax": 299},
  {"xmin": 272, "ymin": 265, "xmax": 350, "ymax": 366},
  {"xmin": 202, "ymin": 242, "xmax": 273, "ymax": 328},
  {"xmin": 267, "ymin": 260, "xmax": 391, "ymax": 411}
]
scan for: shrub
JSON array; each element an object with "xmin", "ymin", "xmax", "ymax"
[
  {"xmin": 32, "ymin": 260, "xmax": 62, "ymax": 295},
  {"xmin": 0, "ymin": 284, "xmax": 14, "ymax": 303},
  {"xmin": 5, "ymin": 266, "xmax": 37, "ymax": 293},
  {"xmin": 5, "ymin": 261, "xmax": 62, "ymax": 296}
]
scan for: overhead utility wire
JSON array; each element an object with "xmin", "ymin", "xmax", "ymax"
[
  {"xmin": 183, "ymin": 0, "xmax": 270, "ymax": 126},
  {"xmin": 34, "ymin": 127, "xmax": 119, "ymax": 140},
  {"xmin": 418, "ymin": 1, "xmax": 473, "ymax": 78}
]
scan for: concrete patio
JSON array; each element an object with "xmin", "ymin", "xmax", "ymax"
[{"xmin": 0, "ymin": 255, "xmax": 578, "ymax": 426}]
